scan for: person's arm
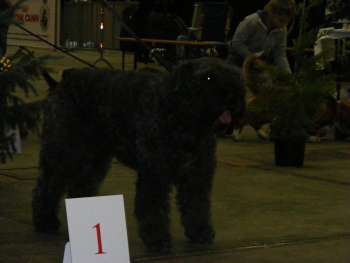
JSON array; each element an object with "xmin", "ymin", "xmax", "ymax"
[
  {"xmin": 272, "ymin": 29, "xmax": 291, "ymax": 73},
  {"xmin": 231, "ymin": 16, "xmax": 257, "ymax": 61},
  {"xmin": 232, "ymin": 14, "xmax": 267, "ymax": 69}
]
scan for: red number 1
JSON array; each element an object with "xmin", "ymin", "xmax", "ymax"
[{"xmin": 93, "ymin": 223, "xmax": 106, "ymax": 254}]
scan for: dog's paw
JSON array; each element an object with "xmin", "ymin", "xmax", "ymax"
[
  {"xmin": 147, "ymin": 242, "xmax": 172, "ymax": 254},
  {"xmin": 186, "ymin": 227, "xmax": 215, "ymax": 244},
  {"xmin": 33, "ymin": 218, "xmax": 60, "ymax": 234},
  {"xmin": 141, "ymin": 232, "xmax": 172, "ymax": 254},
  {"xmin": 256, "ymin": 129, "xmax": 269, "ymax": 140},
  {"xmin": 232, "ymin": 129, "xmax": 242, "ymax": 141}
]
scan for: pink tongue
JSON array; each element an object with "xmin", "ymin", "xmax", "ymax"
[{"xmin": 219, "ymin": 110, "xmax": 232, "ymax": 124}]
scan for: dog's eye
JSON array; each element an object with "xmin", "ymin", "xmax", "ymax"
[{"xmin": 205, "ymin": 74, "xmax": 216, "ymax": 82}]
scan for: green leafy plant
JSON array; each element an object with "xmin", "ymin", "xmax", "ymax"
[
  {"xmin": 0, "ymin": 48, "xmax": 53, "ymax": 163},
  {"xmin": 0, "ymin": 1, "xmax": 52, "ymax": 163}
]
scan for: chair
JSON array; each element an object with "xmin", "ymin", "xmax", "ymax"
[
  {"xmin": 149, "ymin": 10, "xmax": 192, "ymax": 64},
  {"xmin": 190, "ymin": 1, "xmax": 231, "ymax": 58}
]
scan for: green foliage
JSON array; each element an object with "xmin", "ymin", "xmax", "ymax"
[
  {"xmin": 248, "ymin": 0, "xmax": 336, "ymax": 142},
  {"xmin": 0, "ymin": 48, "xmax": 52, "ymax": 163},
  {"xmin": 0, "ymin": 0, "xmax": 57, "ymax": 163}
]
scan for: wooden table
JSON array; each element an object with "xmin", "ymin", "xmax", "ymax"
[{"xmin": 115, "ymin": 37, "xmax": 227, "ymax": 70}]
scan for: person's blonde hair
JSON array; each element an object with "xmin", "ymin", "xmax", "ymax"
[{"xmin": 264, "ymin": 0, "xmax": 296, "ymax": 16}]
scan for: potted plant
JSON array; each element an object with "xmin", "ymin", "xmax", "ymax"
[{"xmin": 249, "ymin": 0, "xmax": 337, "ymax": 167}]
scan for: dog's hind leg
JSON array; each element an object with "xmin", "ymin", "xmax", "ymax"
[
  {"xmin": 33, "ymin": 144, "xmax": 112, "ymax": 234},
  {"xmin": 32, "ymin": 161, "xmax": 69, "ymax": 234},
  {"xmin": 134, "ymin": 172, "xmax": 173, "ymax": 253}
]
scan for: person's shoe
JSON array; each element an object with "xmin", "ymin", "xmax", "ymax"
[
  {"xmin": 232, "ymin": 129, "xmax": 242, "ymax": 141},
  {"xmin": 256, "ymin": 129, "xmax": 268, "ymax": 140}
]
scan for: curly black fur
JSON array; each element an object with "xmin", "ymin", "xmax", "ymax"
[{"xmin": 32, "ymin": 57, "xmax": 245, "ymax": 253}]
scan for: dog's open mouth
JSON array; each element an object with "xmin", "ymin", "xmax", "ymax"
[{"xmin": 218, "ymin": 109, "xmax": 232, "ymax": 124}]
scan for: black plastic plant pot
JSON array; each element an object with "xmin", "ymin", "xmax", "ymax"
[{"xmin": 274, "ymin": 140, "xmax": 305, "ymax": 167}]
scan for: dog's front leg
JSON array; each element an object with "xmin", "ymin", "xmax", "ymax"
[
  {"xmin": 175, "ymin": 151, "xmax": 216, "ymax": 245},
  {"xmin": 134, "ymin": 173, "xmax": 173, "ymax": 253}
]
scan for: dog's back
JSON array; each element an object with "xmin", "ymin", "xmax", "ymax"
[
  {"xmin": 59, "ymin": 67, "xmax": 161, "ymax": 96},
  {"xmin": 53, "ymin": 68, "xmax": 165, "ymax": 114},
  {"xmin": 43, "ymin": 67, "xmax": 166, "ymax": 168}
]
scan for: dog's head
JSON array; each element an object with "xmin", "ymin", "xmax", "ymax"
[{"xmin": 168, "ymin": 57, "xmax": 245, "ymax": 126}]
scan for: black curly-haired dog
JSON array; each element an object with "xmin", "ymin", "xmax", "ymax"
[{"xmin": 32, "ymin": 57, "xmax": 245, "ymax": 253}]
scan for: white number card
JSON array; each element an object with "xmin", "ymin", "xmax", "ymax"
[{"xmin": 64, "ymin": 195, "xmax": 130, "ymax": 263}]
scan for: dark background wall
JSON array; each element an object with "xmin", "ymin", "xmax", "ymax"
[{"xmin": 60, "ymin": 0, "xmax": 327, "ymax": 49}]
